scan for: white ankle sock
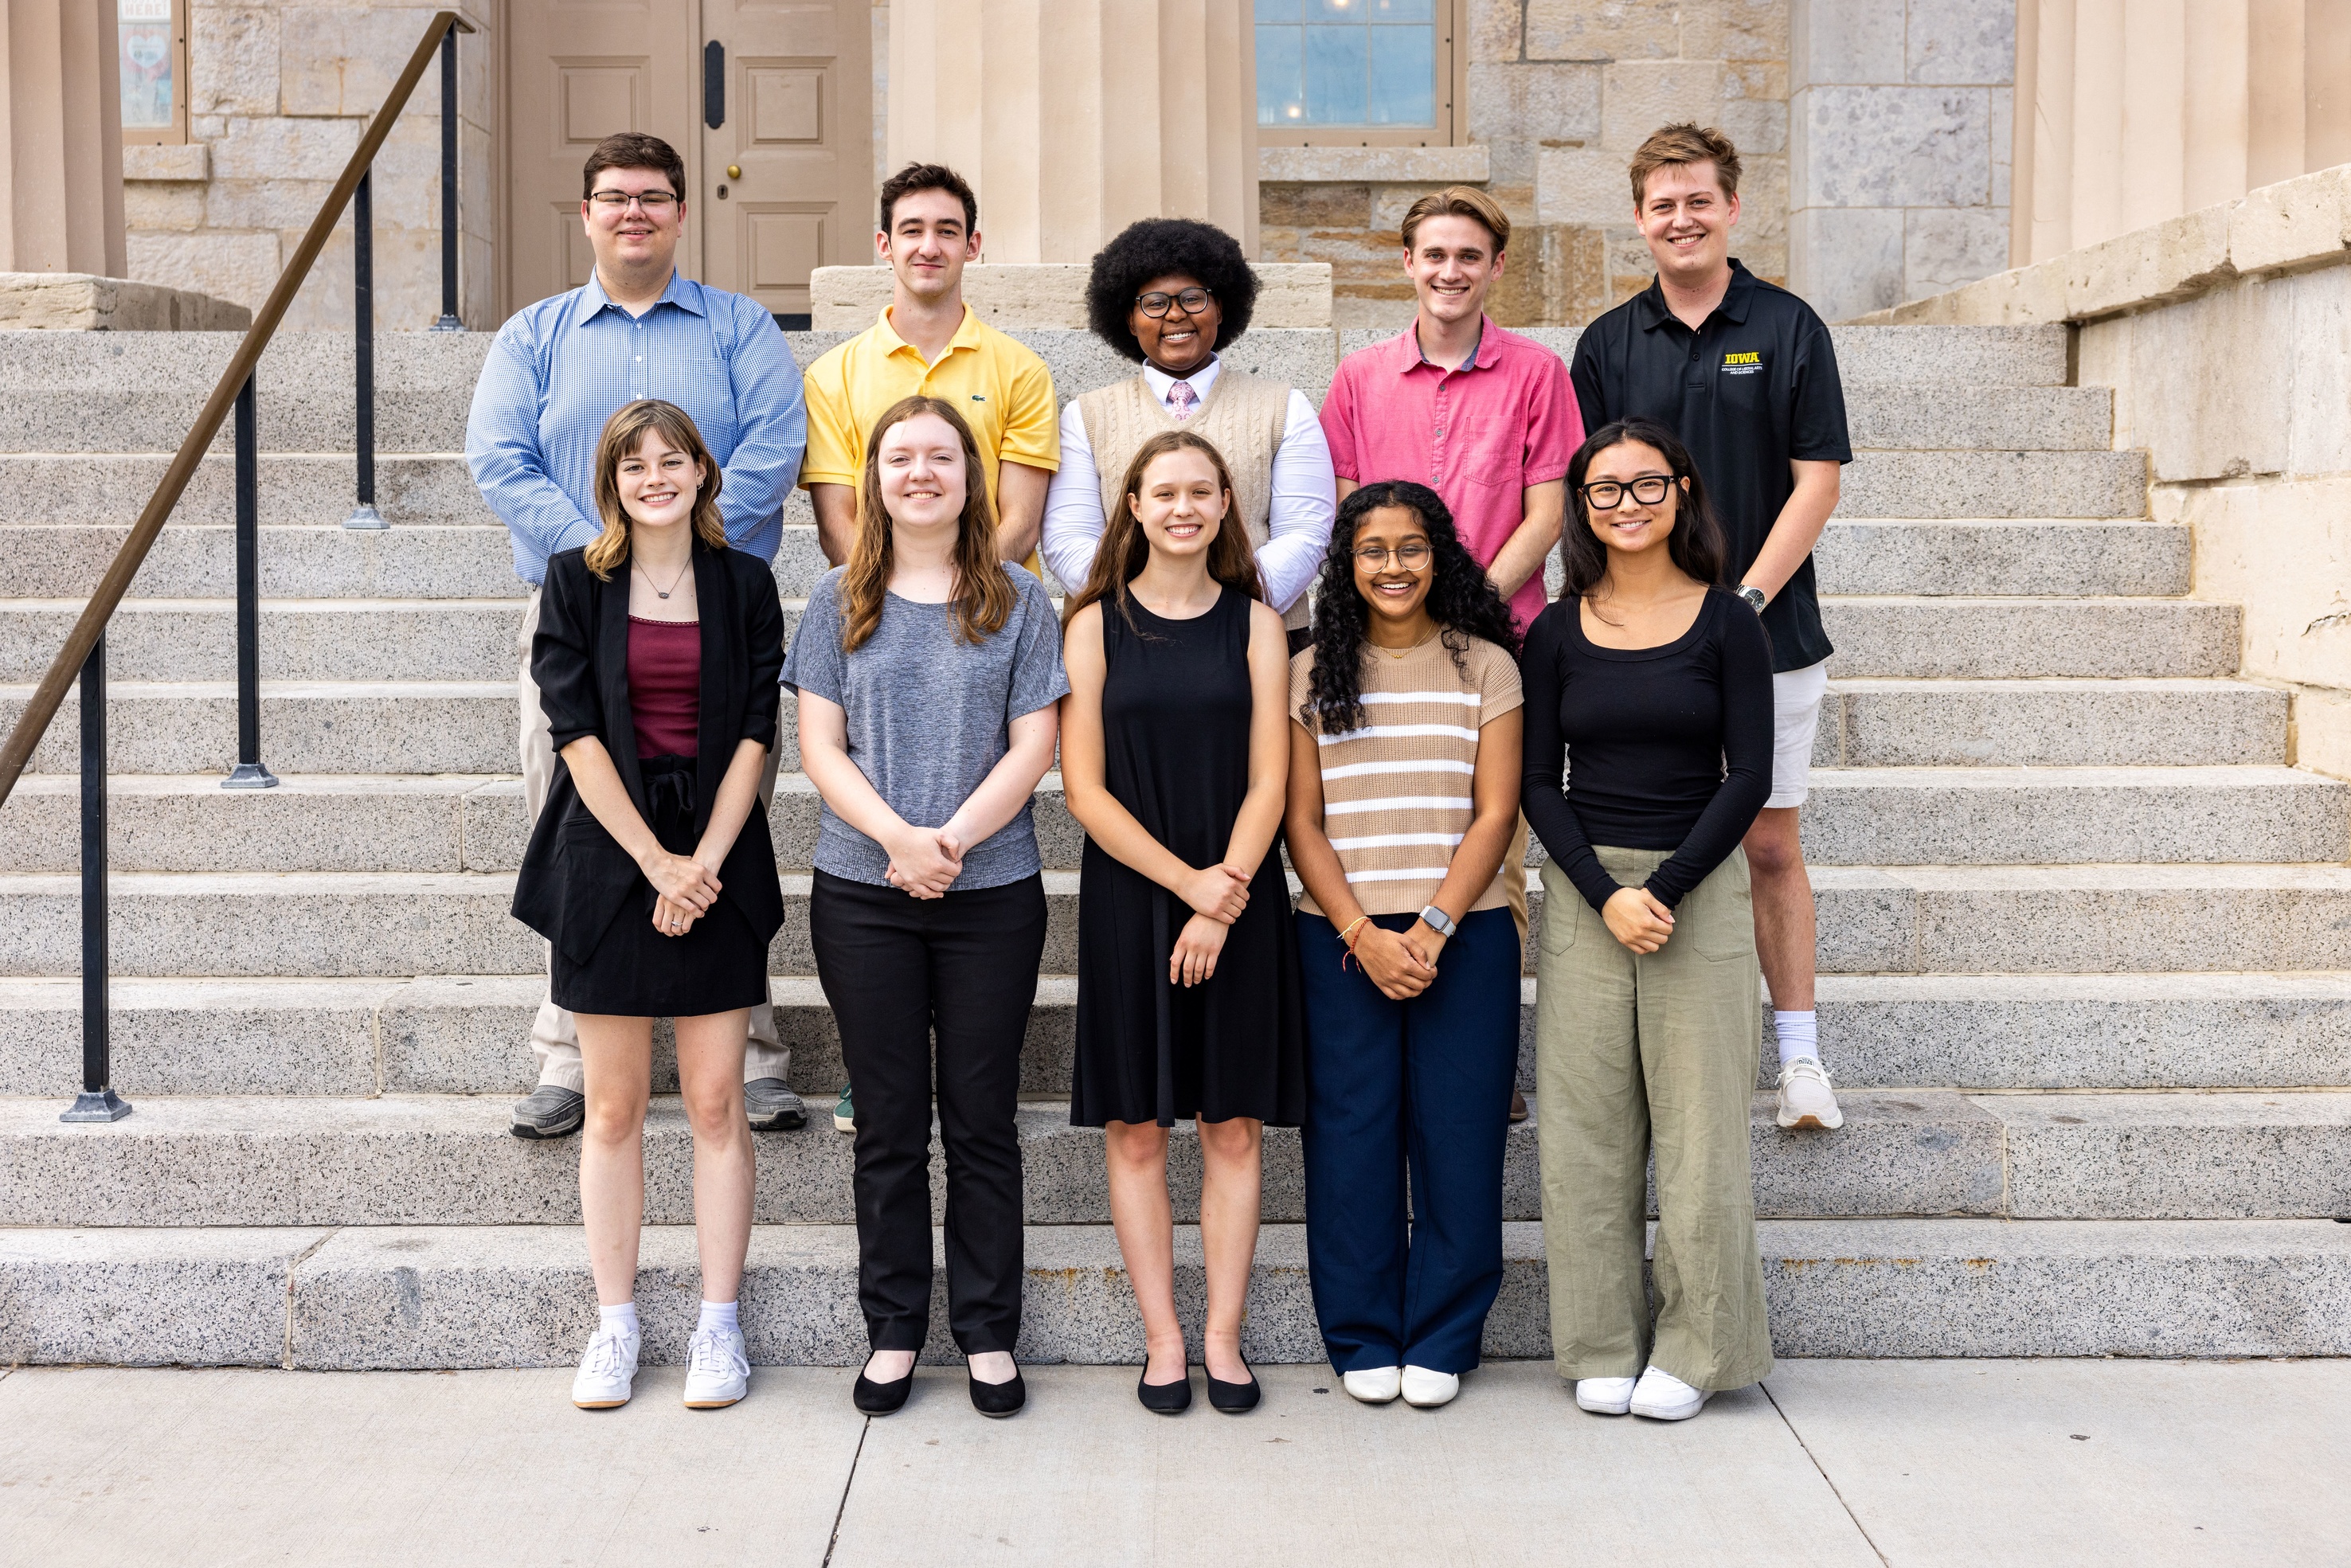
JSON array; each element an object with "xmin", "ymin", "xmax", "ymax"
[
  {"xmin": 1774, "ymin": 1011, "xmax": 1820, "ymax": 1068},
  {"xmin": 697, "ymin": 1300, "xmax": 739, "ymax": 1337},
  {"xmin": 600, "ymin": 1301, "xmax": 640, "ymax": 1339}
]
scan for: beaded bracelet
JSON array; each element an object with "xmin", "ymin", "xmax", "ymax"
[{"xmin": 1337, "ymin": 915, "xmax": 1371, "ymax": 971}]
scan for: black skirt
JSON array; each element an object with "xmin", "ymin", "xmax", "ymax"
[{"xmin": 550, "ymin": 754, "xmax": 773, "ymax": 1018}]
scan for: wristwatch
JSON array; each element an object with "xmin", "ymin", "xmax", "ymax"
[
  {"xmin": 1418, "ymin": 904, "xmax": 1458, "ymax": 939},
  {"xmin": 1735, "ymin": 583, "xmax": 1767, "ymax": 614}
]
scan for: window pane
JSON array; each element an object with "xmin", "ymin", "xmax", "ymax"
[
  {"xmin": 1253, "ymin": 0, "xmax": 1301, "ymax": 18},
  {"xmin": 1301, "ymin": 24, "xmax": 1367, "ymax": 125},
  {"xmin": 1367, "ymin": 0, "xmax": 1434, "ymax": 17},
  {"xmin": 1257, "ymin": 25, "xmax": 1305, "ymax": 125},
  {"xmin": 119, "ymin": 1, "xmax": 174, "ymax": 131},
  {"xmin": 1365, "ymin": 25, "xmax": 1434, "ymax": 126}
]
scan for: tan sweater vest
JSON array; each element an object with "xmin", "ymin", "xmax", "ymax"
[{"xmin": 1077, "ymin": 366, "xmax": 1306, "ymax": 629}]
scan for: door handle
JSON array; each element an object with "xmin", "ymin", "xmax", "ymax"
[
  {"xmin": 703, "ymin": 40, "xmax": 725, "ymax": 129},
  {"xmin": 727, "ymin": 165, "xmax": 741, "ymax": 180}
]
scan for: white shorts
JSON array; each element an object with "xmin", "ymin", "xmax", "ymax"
[{"xmin": 1767, "ymin": 659, "xmax": 1831, "ymax": 809}]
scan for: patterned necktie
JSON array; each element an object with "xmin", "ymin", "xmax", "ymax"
[{"xmin": 1166, "ymin": 381, "xmax": 1198, "ymax": 421}]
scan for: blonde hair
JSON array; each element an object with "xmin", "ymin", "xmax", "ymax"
[
  {"xmin": 1399, "ymin": 186, "xmax": 1511, "ymax": 254},
  {"xmin": 584, "ymin": 400, "xmax": 726, "ymax": 580},
  {"xmin": 1063, "ymin": 429, "xmax": 1262, "ymax": 631},
  {"xmin": 839, "ymin": 395, "xmax": 1015, "ymax": 652},
  {"xmin": 1629, "ymin": 123, "xmax": 1743, "ymax": 207}
]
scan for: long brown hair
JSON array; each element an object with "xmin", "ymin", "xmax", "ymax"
[
  {"xmin": 839, "ymin": 396, "xmax": 1013, "ymax": 652},
  {"xmin": 583, "ymin": 400, "xmax": 726, "ymax": 580},
  {"xmin": 1064, "ymin": 428, "xmax": 1262, "ymax": 631}
]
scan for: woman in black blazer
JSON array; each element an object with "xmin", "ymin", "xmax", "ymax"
[{"xmin": 511, "ymin": 398, "xmax": 786, "ymax": 1414}]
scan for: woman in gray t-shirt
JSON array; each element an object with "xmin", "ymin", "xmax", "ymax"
[{"xmin": 780, "ymin": 394, "xmax": 1067, "ymax": 1419}]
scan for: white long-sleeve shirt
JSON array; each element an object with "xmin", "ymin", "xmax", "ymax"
[{"xmin": 1039, "ymin": 358, "xmax": 1336, "ymax": 612}]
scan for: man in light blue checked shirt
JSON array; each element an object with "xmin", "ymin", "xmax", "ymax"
[{"xmin": 466, "ymin": 131, "xmax": 809, "ymax": 1140}]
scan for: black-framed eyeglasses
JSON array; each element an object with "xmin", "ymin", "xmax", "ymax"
[
  {"xmin": 1354, "ymin": 541, "xmax": 1432, "ymax": 570},
  {"xmin": 1578, "ymin": 475, "xmax": 1674, "ymax": 510},
  {"xmin": 1136, "ymin": 287, "xmax": 1213, "ymax": 319},
  {"xmin": 590, "ymin": 190, "xmax": 679, "ymax": 213}
]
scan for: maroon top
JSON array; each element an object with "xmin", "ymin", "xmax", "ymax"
[{"xmin": 627, "ymin": 616, "xmax": 701, "ymax": 758}]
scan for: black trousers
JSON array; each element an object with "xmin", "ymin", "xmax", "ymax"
[{"xmin": 810, "ymin": 869, "xmax": 1048, "ymax": 1355}]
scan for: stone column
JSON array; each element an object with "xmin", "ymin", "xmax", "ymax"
[
  {"xmin": 886, "ymin": 0, "xmax": 1258, "ymax": 260},
  {"xmin": 0, "ymin": 0, "xmax": 127, "ymax": 275}
]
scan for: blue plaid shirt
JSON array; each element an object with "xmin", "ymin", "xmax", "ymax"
[{"xmin": 465, "ymin": 272, "xmax": 806, "ymax": 585}]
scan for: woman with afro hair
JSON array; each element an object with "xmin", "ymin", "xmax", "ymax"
[
  {"xmin": 1282, "ymin": 481, "xmax": 1525, "ymax": 1411},
  {"xmin": 1041, "ymin": 218, "xmax": 1335, "ymax": 651}
]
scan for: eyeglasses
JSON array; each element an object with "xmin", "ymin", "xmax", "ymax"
[
  {"xmin": 1135, "ymin": 287, "xmax": 1213, "ymax": 319},
  {"xmin": 590, "ymin": 190, "xmax": 679, "ymax": 213},
  {"xmin": 1578, "ymin": 475, "xmax": 1674, "ymax": 510},
  {"xmin": 1354, "ymin": 541, "xmax": 1432, "ymax": 570}
]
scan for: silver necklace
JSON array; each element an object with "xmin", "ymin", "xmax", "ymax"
[{"xmin": 634, "ymin": 557, "xmax": 690, "ymax": 600}]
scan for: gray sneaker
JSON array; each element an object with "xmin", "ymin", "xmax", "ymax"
[
  {"xmin": 743, "ymin": 1078, "xmax": 808, "ymax": 1132},
  {"xmin": 511, "ymin": 1084, "xmax": 585, "ymax": 1140}
]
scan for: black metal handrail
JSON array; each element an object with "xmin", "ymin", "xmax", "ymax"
[{"xmin": 0, "ymin": 10, "xmax": 473, "ymax": 1121}]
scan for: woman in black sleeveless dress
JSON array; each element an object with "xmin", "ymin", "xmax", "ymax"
[{"xmin": 1062, "ymin": 429, "xmax": 1304, "ymax": 1416}]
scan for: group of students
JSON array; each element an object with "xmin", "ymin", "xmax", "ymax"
[{"xmin": 466, "ymin": 121, "xmax": 1852, "ymax": 1423}]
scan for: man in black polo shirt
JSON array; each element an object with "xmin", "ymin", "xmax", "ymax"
[{"xmin": 1569, "ymin": 123, "xmax": 1851, "ymax": 1134}]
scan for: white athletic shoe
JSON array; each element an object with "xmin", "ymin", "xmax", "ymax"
[
  {"xmin": 1776, "ymin": 1056, "xmax": 1844, "ymax": 1130},
  {"xmin": 683, "ymin": 1326, "xmax": 750, "ymax": 1409},
  {"xmin": 1400, "ymin": 1366, "xmax": 1460, "ymax": 1408},
  {"xmin": 1575, "ymin": 1376, "xmax": 1637, "ymax": 1415},
  {"xmin": 1341, "ymin": 1366, "xmax": 1402, "ymax": 1404},
  {"xmin": 1629, "ymin": 1365, "xmax": 1711, "ymax": 1421},
  {"xmin": 571, "ymin": 1326, "xmax": 640, "ymax": 1409}
]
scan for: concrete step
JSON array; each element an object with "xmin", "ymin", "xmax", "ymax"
[
  {"xmin": 8, "ymin": 972, "xmax": 2351, "ymax": 1101},
  {"xmin": 1841, "ymin": 383, "xmax": 2110, "ymax": 451},
  {"xmin": 1810, "ymin": 521, "xmax": 2189, "ymax": 597},
  {"xmin": 1821, "ymin": 598, "xmax": 2240, "ymax": 678},
  {"xmin": 1820, "ymin": 678, "xmax": 2284, "ymax": 767},
  {"xmin": 0, "ymin": 454, "xmax": 502, "ymax": 528},
  {"xmin": 0, "ymin": 599, "xmax": 520, "ymax": 682},
  {"xmin": 5, "ymin": 863, "xmax": 2350, "ymax": 980},
  {"xmin": 5, "ymin": 764, "xmax": 2338, "ymax": 874},
  {"xmin": 0, "ymin": 682, "xmax": 518, "ymax": 776},
  {"xmin": 10, "ymin": 1088, "xmax": 2344, "ymax": 1227},
  {"xmin": 5, "ymin": 1215, "xmax": 2345, "ymax": 1367},
  {"xmin": 1837, "ymin": 452, "xmax": 2147, "ymax": 519},
  {"xmin": 13, "ymin": 524, "xmax": 526, "ymax": 600}
]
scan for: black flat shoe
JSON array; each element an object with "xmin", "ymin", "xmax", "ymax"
[
  {"xmin": 853, "ymin": 1367, "xmax": 913, "ymax": 1414},
  {"xmin": 968, "ymin": 1366, "xmax": 1026, "ymax": 1417},
  {"xmin": 1205, "ymin": 1360, "xmax": 1260, "ymax": 1414},
  {"xmin": 1137, "ymin": 1365, "xmax": 1192, "ymax": 1414}
]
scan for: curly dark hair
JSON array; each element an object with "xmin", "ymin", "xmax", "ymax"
[
  {"xmin": 1303, "ymin": 481, "xmax": 1521, "ymax": 735},
  {"xmin": 1083, "ymin": 218, "xmax": 1258, "ymax": 362}
]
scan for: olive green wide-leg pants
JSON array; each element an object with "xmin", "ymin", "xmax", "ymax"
[{"xmin": 1535, "ymin": 847, "xmax": 1774, "ymax": 1391}]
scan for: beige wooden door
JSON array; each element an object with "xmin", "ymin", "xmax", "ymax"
[
  {"xmin": 503, "ymin": 0, "xmax": 701, "ymax": 313},
  {"xmin": 698, "ymin": 0, "xmax": 872, "ymax": 323}
]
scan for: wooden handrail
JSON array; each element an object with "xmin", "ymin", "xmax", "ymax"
[{"xmin": 0, "ymin": 10, "xmax": 474, "ymax": 807}]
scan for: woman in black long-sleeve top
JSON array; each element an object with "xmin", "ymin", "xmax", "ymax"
[
  {"xmin": 1519, "ymin": 416, "xmax": 1775, "ymax": 1425},
  {"xmin": 511, "ymin": 399, "xmax": 786, "ymax": 1414}
]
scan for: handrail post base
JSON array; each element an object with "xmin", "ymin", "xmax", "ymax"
[
  {"xmin": 222, "ymin": 762, "xmax": 280, "ymax": 790},
  {"xmin": 61, "ymin": 1089, "xmax": 131, "ymax": 1124},
  {"xmin": 343, "ymin": 504, "xmax": 388, "ymax": 530},
  {"xmin": 428, "ymin": 314, "xmax": 464, "ymax": 333}
]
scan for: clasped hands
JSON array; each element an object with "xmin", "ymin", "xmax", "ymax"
[
  {"xmin": 884, "ymin": 824, "xmax": 966, "ymax": 900},
  {"xmin": 1170, "ymin": 862, "xmax": 1251, "ymax": 989},
  {"xmin": 1602, "ymin": 885, "xmax": 1675, "ymax": 953},
  {"xmin": 643, "ymin": 847, "xmax": 723, "ymax": 938}
]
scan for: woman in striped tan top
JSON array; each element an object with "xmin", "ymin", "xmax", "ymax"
[{"xmin": 1283, "ymin": 479, "xmax": 1524, "ymax": 1411}]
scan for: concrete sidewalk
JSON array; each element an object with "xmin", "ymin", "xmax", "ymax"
[{"xmin": 2, "ymin": 1359, "xmax": 2345, "ymax": 1566}]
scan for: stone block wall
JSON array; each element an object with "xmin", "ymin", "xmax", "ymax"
[
  {"xmin": 123, "ymin": 2, "xmax": 496, "ymax": 333},
  {"xmin": 1788, "ymin": 0, "xmax": 2015, "ymax": 322}
]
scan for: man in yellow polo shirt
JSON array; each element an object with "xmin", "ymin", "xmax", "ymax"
[{"xmin": 801, "ymin": 162, "xmax": 1059, "ymax": 567}]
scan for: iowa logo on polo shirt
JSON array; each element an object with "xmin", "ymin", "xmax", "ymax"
[{"xmin": 1722, "ymin": 351, "xmax": 1763, "ymax": 376}]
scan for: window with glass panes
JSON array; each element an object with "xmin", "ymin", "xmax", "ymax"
[
  {"xmin": 1256, "ymin": 0, "xmax": 1456, "ymax": 145},
  {"xmin": 119, "ymin": 0, "xmax": 187, "ymax": 144}
]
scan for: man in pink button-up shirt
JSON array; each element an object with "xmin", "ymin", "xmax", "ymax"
[{"xmin": 1319, "ymin": 186, "xmax": 1582, "ymax": 635}]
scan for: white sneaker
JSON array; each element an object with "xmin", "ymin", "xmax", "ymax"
[
  {"xmin": 1776, "ymin": 1056, "xmax": 1844, "ymax": 1130},
  {"xmin": 683, "ymin": 1327, "xmax": 749, "ymax": 1409},
  {"xmin": 1629, "ymin": 1365, "xmax": 1711, "ymax": 1421},
  {"xmin": 1340, "ymin": 1366, "xmax": 1402, "ymax": 1404},
  {"xmin": 1400, "ymin": 1366, "xmax": 1459, "ymax": 1408},
  {"xmin": 1575, "ymin": 1376, "xmax": 1637, "ymax": 1415},
  {"xmin": 571, "ymin": 1326, "xmax": 640, "ymax": 1409}
]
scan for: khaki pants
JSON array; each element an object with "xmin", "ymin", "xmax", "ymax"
[
  {"xmin": 1535, "ymin": 846, "xmax": 1772, "ymax": 1391},
  {"xmin": 518, "ymin": 588, "xmax": 790, "ymax": 1093}
]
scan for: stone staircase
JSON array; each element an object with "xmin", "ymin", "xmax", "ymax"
[{"xmin": 2, "ymin": 322, "xmax": 2349, "ymax": 1371}]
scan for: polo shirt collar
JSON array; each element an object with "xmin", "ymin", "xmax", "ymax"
[
  {"xmin": 874, "ymin": 302, "xmax": 982, "ymax": 360},
  {"xmin": 1386, "ymin": 315, "xmax": 1491, "ymax": 373},
  {"xmin": 572, "ymin": 270, "xmax": 702, "ymax": 325},
  {"xmin": 1634, "ymin": 258, "xmax": 1755, "ymax": 332}
]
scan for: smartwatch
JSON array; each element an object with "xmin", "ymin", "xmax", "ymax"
[
  {"xmin": 1735, "ymin": 583, "xmax": 1767, "ymax": 614},
  {"xmin": 1418, "ymin": 904, "xmax": 1458, "ymax": 939}
]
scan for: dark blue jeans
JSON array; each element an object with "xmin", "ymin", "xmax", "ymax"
[{"xmin": 1297, "ymin": 906, "xmax": 1520, "ymax": 1375}]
